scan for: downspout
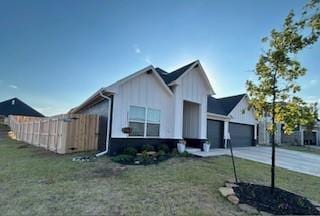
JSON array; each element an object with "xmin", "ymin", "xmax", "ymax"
[{"xmin": 96, "ymin": 90, "xmax": 112, "ymax": 157}]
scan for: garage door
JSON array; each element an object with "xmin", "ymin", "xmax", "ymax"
[
  {"xmin": 207, "ymin": 120, "xmax": 224, "ymax": 148},
  {"xmin": 229, "ymin": 123, "xmax": 254, "ymax": 147}
]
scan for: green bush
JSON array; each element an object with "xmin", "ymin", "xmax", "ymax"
[
  {"xmin": 158, "ymin": 144, "xmax": 169, "ymax": 153},
  {"xmin": 111, "ymin": 154, "xmax": 134, "ymax": 163},
  {"xmin": 157, "ymin": 150, "xmax": 166, "ymax": 156},
  {"xmin": 179, "ymin": 151, "xmax": 192, "ymax": 157},
  {"xmin": 141, "ymin": 150, "xmax": 150, "ymax": 161},
  {"xmin": 142, "ymin": 144, "xmax": 154, "ymax": 152},
  {"xmin": 123, "ymin": 147, "xmax": 137, "ymax": 156},
  {"xmin": 171, "ymin": 148, "xmax": 178, "ymax": 156}
]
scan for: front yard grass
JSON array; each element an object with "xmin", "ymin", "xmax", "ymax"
[
  {"xmin": 1, "ymin": 138, "xmax": 320, "ymax": 216},
  {"xmin": 278, "ymin": 144, "xmax": 320, "ymax": 155}
]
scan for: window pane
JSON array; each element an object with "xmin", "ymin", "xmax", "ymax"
[
  {"xmin": 147, "ymin": 123, "xmax": 160, "ymax": 136},
  {"xmin": 147, "ymin": 108, "xmax": 160, "ymax": 123},
  {"xmin": 129, "ymin": 122, "xmax": 144, "ymax": 136},
  {"xmin": 129, "ymin": 106, "xmax": 145, "ymax": 122}
]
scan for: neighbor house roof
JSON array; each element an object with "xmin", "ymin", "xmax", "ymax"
[
  {"xmin": 0, "ymin": 98, "xmax": 44, "ymax": 117},
  {"xmin": 207, "ymin": 94, "xmax": 246, "ymax": 116}
]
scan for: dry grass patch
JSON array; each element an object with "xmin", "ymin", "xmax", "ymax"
[{"xmin": 0, "ymin": 138, "xmax": 319, "ymax": 216}]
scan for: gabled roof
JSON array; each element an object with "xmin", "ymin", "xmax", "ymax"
[
  {"xmin": 207, "ymin": 94, "xmax": 246, "ymax": 116},
  {"xmin": 155, "ymin": 61, "xmax": 197, "ymax": 85},
  {"xmin": 0, "ymin": 98, "xmax": 44, "ymax": 117},
  {"xmin": 70, "ymin": 60, "xmax": 214, "ymax": 113}
]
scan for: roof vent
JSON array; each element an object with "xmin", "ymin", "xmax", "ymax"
[{"xmin": 11, "ymin": 99, "xmax": 15, "ymax": 105}]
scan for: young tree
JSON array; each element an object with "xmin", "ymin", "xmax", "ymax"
[{"xmin": 247, "ymin": 0, "xmax": 319, "ymax": 192}]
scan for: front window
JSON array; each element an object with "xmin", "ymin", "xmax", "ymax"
[
  {"xmin": 128, "ymin": 106, "xmax": 160, "ymax": 137},
  {"xmin": 147, "ymin": 108, "xmax": 160, "ymax": 136},
  {"xmin": 128, "ymin": 106, "xmax": 145, "ymax": 136}
]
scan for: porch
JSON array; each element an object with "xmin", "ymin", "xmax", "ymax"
[{"xmin": 186, "ymin": 147, "xmax": 230, "ymax": 157}]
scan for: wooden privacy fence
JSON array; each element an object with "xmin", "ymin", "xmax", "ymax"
[{"xmin": 8, "ymin": 114, "xmax": 99, "ymax": 154}]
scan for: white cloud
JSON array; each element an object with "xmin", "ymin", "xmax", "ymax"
[
  {"xmin": 133, "ymin": 44, "xmax": 141, "ymax": 54},
  {"xmin": 310, "ymin": 79, "xmax": 318, "ymax": 85},
  {"xmin": 135, "ymin": 47, "xmax": 141, "ymax": 54},
  {"xmin": 8, "ymin": 84, "xmax": 18, "ymax": 89}
]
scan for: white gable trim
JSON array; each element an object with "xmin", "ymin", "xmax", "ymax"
[
  {"xmin": 207, "ymin": 112, "xmax": 231, "ymax": 121},
  {"xmin": 70, "ymin": 88, "xmax": 114, "ymax": 113},
  {"xmin": 169, "ymin": 60, "xmax": 215, "ymax": 95},
  {"xmin": 105, "ymin": 66, "xmax": 173, "ymax": 96},
  {"xmin": 228, "ymin": 95, "xmax": 258, "ymax": 124}
]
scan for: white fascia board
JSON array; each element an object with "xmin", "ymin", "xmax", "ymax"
[
  {"xmin": 207, "ymin": 112, "xmax": 231, "ymax": 121},
  {"xmin": 71, "ymin": 88, "xmax": 114, "ymax": 113},
  {"xmin": 105, "ymin": 65, "xmax": 173, "ymax": 96},
  {"xmin": 169, "ymin": 60, "xmax": 215, "ymax": 95}
]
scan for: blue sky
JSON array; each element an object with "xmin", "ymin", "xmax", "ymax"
[{"xmin": 0, "ymin": 0, "xmax": 319, "ymax": 116}]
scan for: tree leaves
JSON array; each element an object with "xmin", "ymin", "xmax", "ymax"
[{"xmin": 247, "ymin": 0, "xmax": 319, "ymax": 135}]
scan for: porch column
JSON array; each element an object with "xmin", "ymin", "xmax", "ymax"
[
  {"xmin": 223, "ymin": 121, "xmax": 229, "ymax": 148},
  {"xmin": 254, "ymin": 124, "xmax": 257, "ymax": 145},
  {"xmin": 300, "ymin": 126, "xmax": 304, "ymax": 146}
]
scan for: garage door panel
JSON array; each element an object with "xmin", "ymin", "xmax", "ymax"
[
  {"xmin": 207, "ymin": 120, "xmax": 224, "ymax": 148},
  {"xmin": 229, "ymin": 123, "xmax": 253, "ymax": 147}
]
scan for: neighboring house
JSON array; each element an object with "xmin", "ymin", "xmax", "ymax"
[
  {"xmin": 258, "ymin": 118, "xmax": 320, "ymax": 146},
  {"xmin": 70, "ymin": 60, "xmax": 258, "ymax": 155},
  {"xmin": 0, "ymin": 98, "xmax": 44, "ymax": 118}
]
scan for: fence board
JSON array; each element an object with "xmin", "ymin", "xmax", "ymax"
[{"xmin": 8, "ymin": 114, "xmax": 99, "ymax": 154}]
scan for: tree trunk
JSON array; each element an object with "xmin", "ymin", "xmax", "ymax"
[{"xmin": 271, "ymin": 74, "xmax": 277, "ymax": 193}]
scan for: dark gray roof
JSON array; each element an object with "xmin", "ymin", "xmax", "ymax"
[
  {"xmin": 0, "ymin": 98, "xmax": 44, "ymax": 117},
  {"xmin": 207, "ymin": 94, "xmax": 246, "ymax": 116},
  {"xmin": 155, "ymin": 61, "xmax": 197, "ymax": 85}
]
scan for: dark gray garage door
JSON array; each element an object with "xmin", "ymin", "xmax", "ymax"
[
  {"xmin": 229, "ymin": 123, "xmax": 253, "ymax": 147},
  {"xmin": 207, "ymin": 120, "xmax": 224, "ymax": 148}
]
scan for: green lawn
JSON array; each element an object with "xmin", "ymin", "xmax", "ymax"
[
  {"xmin": 1, "ymin": 138, "xmax": 320, "ymax": 216},
  {"xmin": 278, "ymin": 144, "xmax": 320, "ymax": 155}
]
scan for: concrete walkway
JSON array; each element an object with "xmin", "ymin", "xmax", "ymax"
[{"xmin": 187, "ymin": 147, "xmax": 320, "ymax": 177}]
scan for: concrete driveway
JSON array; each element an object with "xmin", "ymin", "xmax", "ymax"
[{"xmin": 232, "ymin": 147, "xmax": 320, "ymax": 177}]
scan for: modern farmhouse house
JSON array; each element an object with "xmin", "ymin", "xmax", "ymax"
[
  {"xmin": 259, "ymin": 118, "xmax": 320, "ymax": 146},
  {"xmin": 70, "ymin": 60, "xmax": 257, "ymax": 155}
]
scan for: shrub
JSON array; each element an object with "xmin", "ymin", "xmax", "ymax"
[
  {"xmin": 142, "ymin": 144, "xmax": 154, "ymax": 152},
  {"xmin": 141, "ymin": 150, "xmax": 149, "ymax": 161},
  {"xmin": 171, "ymin": 148, "xmax": 178, "ymax": 156},
  {"xmin": 158, "ymin": 144, "xmax": 169, "ymax": 153},
  {"xmin": 111, "ymin": 154, "xmax": 134, "ymax": 164},
  {"xmin": 157, "ymin": 150, "xmax": 166, "ymax": 156},
  {"xmin": 179, "ymin": 151, "xmax": 192, "ymax": 157},
  {"xmin": 123, "ymin": 147, "xmax": 137, "ymax": 156}
]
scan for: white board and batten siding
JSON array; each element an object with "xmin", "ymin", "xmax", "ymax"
[
  {"xmin": 174, "ymin": 67, "xmax": 209, "ymax": 139},
  {"xmin": 229, "ymin": 96, "xmax": 258, "ymax": 139},
  {"xmin": 111, "ymin": 72, "xmax": 175, "ymax": 138}
]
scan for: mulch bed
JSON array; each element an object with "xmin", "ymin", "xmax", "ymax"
[
  {"xmin": 111, "ymin": 154, "xmax": 172, "ymax": 166},
  {"xmin": 233, "ymin": 182, "xmax": 320, "ymax": 215}
]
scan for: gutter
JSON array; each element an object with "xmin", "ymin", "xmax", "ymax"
[
  {"xmin": 207, "ymin": 112, "xmax": 231, "ymax": 120},
  {"xmin": 96, "ymin": 90, "xmax": 112, "ymax": 157}
]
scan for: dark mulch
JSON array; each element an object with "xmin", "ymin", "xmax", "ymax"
[
  {"xmin": 233, "ymin": 182, "xmax": 320, "ymax": 215},
  {"xmin": 17, "ymin": 144, "xmax": 30, "ymax": 149},
  {"xmin": 111, "ymin": 154, "xmax": 172, "ymax": 166}
]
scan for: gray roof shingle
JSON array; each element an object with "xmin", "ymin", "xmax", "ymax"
[
  {"xmin": 207, "ymin": 94, "xmax": 246, "ymax": 116},
  {"xmin": 155, "ymin": 61, "xmax": 197, "ymax": 85},
  {"xmin": 0, "ymin": 98, "xmax": 44, "ymax": 117}
]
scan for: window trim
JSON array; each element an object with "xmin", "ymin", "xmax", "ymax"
[{"xmin": 128, "ymin": 105, "xmax": 160, "ymax": 138}]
